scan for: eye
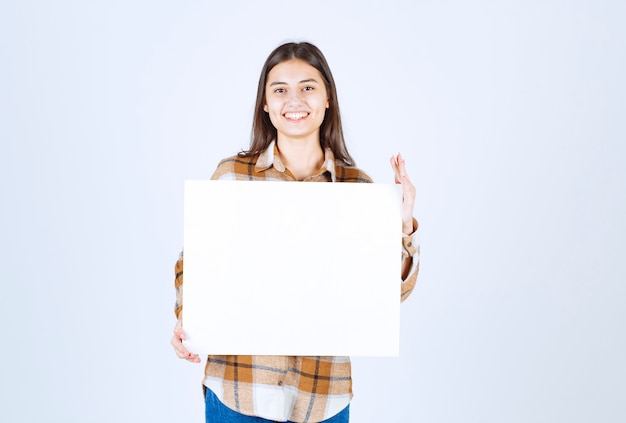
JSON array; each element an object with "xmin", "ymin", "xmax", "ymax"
[
  {"xmin": 302, "ymin": 86, "xmax": 314, "ymax": 92},
  {"xmin": 273, "ymin": 87, "xmax": 286, "ymax": 94}
]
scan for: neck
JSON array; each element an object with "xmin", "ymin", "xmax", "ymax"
[{"xmin": 277, "ymin": 136, "xmax": 325, "ymax": 181}]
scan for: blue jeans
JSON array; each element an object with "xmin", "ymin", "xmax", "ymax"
[{"xmin": 205, "ymin": 388, "xmax": 350, "ymax": 423}]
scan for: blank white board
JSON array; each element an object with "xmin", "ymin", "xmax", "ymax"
[{"xmin": 183, "ymin": 180, "xmax": 401, "ymax": 356}]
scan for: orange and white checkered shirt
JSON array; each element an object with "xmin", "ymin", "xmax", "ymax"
[{"xmin": 174, "ymin": 142, "xmax": 419, "ymax": 422}]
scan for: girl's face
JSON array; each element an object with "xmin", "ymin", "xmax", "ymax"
[{"xmin": 264, "ymin": 59, "xmax": 329, "ymax": 144}]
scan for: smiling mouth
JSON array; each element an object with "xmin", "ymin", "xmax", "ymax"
[{"xmin": 284, "ymin": 112, "xmax": 309, "ymax": 120}]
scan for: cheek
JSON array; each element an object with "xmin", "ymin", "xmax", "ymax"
[
  {"xmin": 265, "ymin": 99, "xmax": 282, "ymax": 115},
  {"xmin": 316, "ymin": 96, "xmax": 329, "ymax": 110},
  {"xmin": 266, "ymin": 110, "xmax": 280, "ymax": 128}
]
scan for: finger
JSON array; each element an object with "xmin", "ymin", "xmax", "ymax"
[
  {"xmin": 173, "ymin": 321, "xmax": 187, "ymax": 340},
  {"xmin": 171, "ymin": 334, "xmax": 190, "ymax": 355},
  {"xmin": 174, "ymin": 329, "xmax": 187, "ymax": 341},
  {"xmin": 397, "ymin": 153, "xmax": 406, "ymax": 177},
  {"xmin": 395, "ymin": 153, "xmax": 415, "ymax": 189},
  {"xmin": 174, "ymin": 342, "xmax": 197, "ymax": 361},
  {"xmin": 390, "ymin": 153, "xmax": 398, "ymax": 165},
  {"xmin": 171, "ymin": 335, "xmax": 185, "ymax": 354},
  {"xmin": 390, "ymin": 155, "xmax": 402, "ymax": 184},
  {"xmin": 178, "ymin": 345, "xmax": 200, "ymax": 363},
  {"xmin": 401, "ymin": 172, "xmax": 415, "ymax": 198},
  {"xmin": 389, "ymin": 155, "xmax": 398, "ymax": 173},
  {"xmin": 171, "ymin": 320, "xmax": 200, "ymax": 362}
]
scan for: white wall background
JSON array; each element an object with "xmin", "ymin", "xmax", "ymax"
[{"xmin": 1, "ymin": 0, "xmax": 625, "ymax": 422}]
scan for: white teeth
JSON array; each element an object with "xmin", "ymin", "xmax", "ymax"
[{"xmin": 285, "ymin": 112, "xmax": 308, "ymax": 120}]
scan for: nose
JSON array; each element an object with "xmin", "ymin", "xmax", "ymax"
[{"xmin": 288, "ymin": 90, "xmax": 303, "ymax": 105}]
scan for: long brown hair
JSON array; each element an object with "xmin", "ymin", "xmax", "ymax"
[{"xmin": 239, "ymin": 42, "xmax": 355, "ymax": 166}]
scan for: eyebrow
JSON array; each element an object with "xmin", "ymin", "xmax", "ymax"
[{"xmin": 269, "ymin": 78, "xmax": 320, "ymax": 87}]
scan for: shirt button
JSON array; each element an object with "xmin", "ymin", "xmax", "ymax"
[
  {"xmin": 277, "ymin": 381, "xmax": 283, "ymax": 386},
  {"xmin": 407, "ymin": 242, "xmax": 412, "ymax": 247}
]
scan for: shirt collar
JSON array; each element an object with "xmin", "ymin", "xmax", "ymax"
[{"xmin": 254, "ymin": 140, "xmax": 337, "ymax": 182}]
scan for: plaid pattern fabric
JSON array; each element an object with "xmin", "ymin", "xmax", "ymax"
[{"xmin": 174, "ymin": 141, "xmax": 420, "ymax": 422}]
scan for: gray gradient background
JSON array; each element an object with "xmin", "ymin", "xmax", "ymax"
[{"xmin": 1, "ymin": 1, "xmax": 624, "ymax": 422}]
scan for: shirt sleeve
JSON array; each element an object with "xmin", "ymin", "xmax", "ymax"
[
  {"xmin": 174, "ymin": 250, "xmax": 184, "ymax": 320},
  {"xmin": 400, "ymin": 218, "xmax": 420, "ymax": 302},
  {"xmin": 174, "ymin": 165, "xmax": 223, "ymax": 320}
]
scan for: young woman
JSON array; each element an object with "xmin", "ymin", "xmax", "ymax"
[{"xmin": 171, "ymin": 41, "xmax": 420, "ymax": 423}]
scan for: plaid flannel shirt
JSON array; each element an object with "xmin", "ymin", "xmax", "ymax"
[{"xmin": 174, "ymin": 141, "xmax": 420, "ymax": 422}]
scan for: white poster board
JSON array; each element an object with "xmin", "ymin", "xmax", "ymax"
[{"xmin": 183, "ymin": 180, "xmax": 401, "ymax": 356}]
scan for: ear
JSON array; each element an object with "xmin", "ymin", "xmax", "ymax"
[
  {"xmin": 263, "ymin": 104, "xmax": 268, "ymax": 112},
  {"xmin": 326, "ymin": 99, "xmax": 330, "ymax": 108}
]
